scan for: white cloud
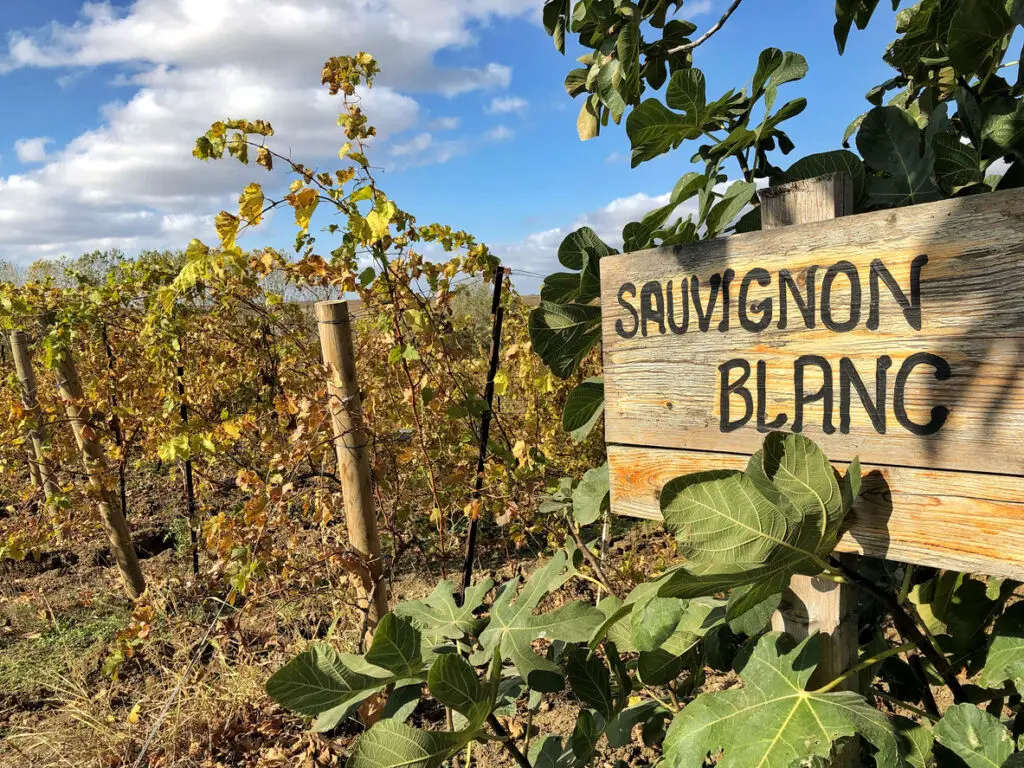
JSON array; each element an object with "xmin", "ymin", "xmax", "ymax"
[
  {"xmin": 14, "ymin": 137, "xmax": 54, "ymax": 163},
  {"xmin": 391, "ymin": 133, "xmax": 434, "ymax": 157},
  {"xmin": 0, "ymin": 0, "xmax": 537, "ymax": 263},
  {"xmin": 687, "ymin": 0, "xmax": 714, "ymax": 15},
  {"xmin": 486, "ymin": 125, "xmax": 514, "ymax": 141},
  {"xmin": 486, "ymin": 95, "xmax": 528, "ymax": 114},
  {"xmin": 605, "ymin": 151, "xmax": 627, "ymax": 164},
  {"xmin": 429, "ymin": 116, "xmax": 461, "ymax": 130}
]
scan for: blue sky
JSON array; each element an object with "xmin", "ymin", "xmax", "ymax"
[{"xmin": 0, "ymin": 1, "xmax": 904, "ymax": 291}]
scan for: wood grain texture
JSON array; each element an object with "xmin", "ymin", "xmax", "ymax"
[
  {"xmin": 760, "ymin": 174, "xmax": 854, "ymax": 227},
  {"xmin": 600, "ymin": 188, "xmax": 1024, "ymax": 476},
  {"xmin": 608, "ymin": 444, "xmax": 1024, "ymax": 580}
]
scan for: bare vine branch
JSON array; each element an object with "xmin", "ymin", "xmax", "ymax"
[{"xmin": 666, "ymin": 0, "xmax": 744, "ymax": 55}]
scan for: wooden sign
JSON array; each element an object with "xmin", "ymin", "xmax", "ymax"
[{"xmin": 600, "ymin": 187, "xmax": 1024, "ymax": 580}]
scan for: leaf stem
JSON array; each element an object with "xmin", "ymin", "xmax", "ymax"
[
  {"xmin": 487, "ymin": 714, "xmax": 532, "ymax": 768},
  {"xmin": 829, "ymin": 556, "xmax": 967, "ymax": 703},
  {"xmin": 816, "ymin": 641, "xmax": 917, "ymax": 694},
  {"xmin": 870, "ymin": 688, "xmax": 939, "ymax": 722}
]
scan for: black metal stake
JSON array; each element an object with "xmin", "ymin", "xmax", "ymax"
[
  {"xmin": 459, "ymin": 267, "xmax": 508, "ymax": 602},
  {"xmin": 178, "ymin": 362, "xmax": 199, "ymax": 577}
]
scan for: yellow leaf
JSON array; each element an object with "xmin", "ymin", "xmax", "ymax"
[
  {"xmin": 238, "ymin": 183, "xmax": 264, "ymax": 226},
  {"xmin": 338, "ymin": 142, "xmax": 352, "ymax": 159},
  {"xmin": 127, "ymin": 703, "xmax": 141, "ymax": 724},
  {"xmin": 365, "ymin": 201, "xmax": 396, "ymax": 242},
  {"xmin": 291, "ymin": 187, "xmax": 319, "ymax": 234},
  {"xmin": 215, "ymin": 211, "xmax": 239, "ymax": 248},
  {"xmin": 493, "ymin": 370, "xmax": 509, "ymax": 397}
]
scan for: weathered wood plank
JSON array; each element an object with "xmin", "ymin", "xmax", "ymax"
[
  {"xmin": 608, "ymin": 444, "xmax": 1024, "ymax": 580},
  {"xmin": 600, "ymin": 188, "xmax": 1024, "ymax": 476}
]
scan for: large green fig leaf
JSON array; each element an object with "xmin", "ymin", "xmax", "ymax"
[
  {"xmin": 565, "ymin": 645, "xmax": 614, "ymax": 719},
  {"xmin": 856, "ymin": 105, "xmax": 939, "ymax": 206},
  {"xmin": 661, "ymin": 433, "xmax": 854, "ymax": 592},
  {"xmin": 563, "ymin": 377, "xmax": 604, "ymax": 442},
  {"xmin": 528, "ymin": 301, "xmax": 602, "ymax": 379},
  {"xmin": 394, "ymin": 578, "xmax": 494, "ymax": 643},
  {"xmin": 265, "ymin": 645, "xmax": 387, "ymax": 731},
  {"xmin": 894, "ymin": 715, "xmax": 935, "ymax": 768},
  {"xmin": 477, "ymin": 550, "xmax": 604, "ymax": 691},
  {"xmin": 947, "ymin": 0, "xmax": 1012, "ymax": 75},
  {"xmin": 979, "ymin": 602, "xmax": 1024, "ymax": 693},
  {"xmin": 933, "ymin": 703, "xmax": 1017, "ymax": 768},
  {"xmin": 662, "ymin": 633, "xmax": 901, "ymax": 767},
  {"xmin": 347, "ymin": 722, "xmax": 469, "ymax": 768}
]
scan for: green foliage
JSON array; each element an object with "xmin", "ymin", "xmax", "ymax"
[
  {"xmin": 266, "ymin": 429, "xmax": 1024, "ymax": 767},
  {"xmin": 663, "ymin": 633, "xmax": 901, "ymax": 767},
  {"xmin": 933, "ymin": 703, "xmax": 1018, "ymax": 768}
]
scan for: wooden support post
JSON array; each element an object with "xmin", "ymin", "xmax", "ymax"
[
  {"xmin": 46, "ymin": 319, "xmax": 146, "ymax": 598},
  {"xmin": 9, "ymin": 330, "xmax": 59, "ymax": 500},
  {"xmin": 761, "ymin": 174, "xmax": 860, "ymax": 768},
  {"xmin": 316, "ymin": 300, "xmax": 388, "ymax": 631}
]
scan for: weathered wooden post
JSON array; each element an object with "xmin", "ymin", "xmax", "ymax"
[
  {"xmin": 316, "ymin": 300, "xmax": 387, "ymax": 631},
  {"xmin": 760, "ymin": 174, "xmax": 860, "ymax": 768},
  {"xmin": 45, "ymin": 316, "xmax": 146, "ymax": 597},
  {"xmin": 9, "ymin": 330, "xmax": 60, "ymax": 500}
]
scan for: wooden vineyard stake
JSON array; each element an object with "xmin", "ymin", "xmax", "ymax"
[
  {"xmin": 9, "ymin": 330, "xmax": 59, "ymax": 500},
  {"xmin": 760, "ymin": 176, "xmax": 859, "ymax": 768},
  {"xmin": 46, "ymin": 319, "xmax": 146, "ymax": 597},
  {"xmin": 316, "ymin": 300, "xmax": 388, "ymax": 633}
]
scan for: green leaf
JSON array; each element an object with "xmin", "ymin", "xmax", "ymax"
[
  {"xmin": 663, "ymin": 633, "xmax": 900, "ymax": 767},
  {"xmin": 626, "ymin": 98, "xmax": 700, "ymax": 166},
  {"xmin": 982, "ymin": 97, "xmax": 1024, "ymax": 158},
  {"xmin": 570, "ymin": 709, "xmax": 602, "ymax": 762},
  {"xmin": 631, "ymin": 597, "xmax": 683, "ymax": 653},
  {"xmin": 606, "ymin": 701, "xmax": 665, "ymax": 747},
  {"xmin": 834, "ymin": 0, "xmax": 885, "ymax": 54},
  {"xmin": 659, "ymin": 433, "xmax": 856, "ymax": 604},
  {"xmin": 564, "ymin": 67, "xmax": 588, "ymax": 98},
  {"xmin": 857, "ymin": 106, "xmax": 939, "ymax": 206},
  {"xmin": 556, "ymin": 226, "xmax": 614, "ymax": 303},
  {"xmin": 477, "ymin": 550, "xmax": 604, "ymax": 691},
  {"xmin": 347, "ymin": 720, "xmax": 471, "ymax": 768},
  {"xmin": 596, "ymin": 59, "xmax": 627, "ymax": 123},
  {"xmin": 665, "ymin": 68, "xmax": 707, "ymax": 120},
  {"xmin": 617, "ymin": 22, "xmax": 641, "ymax": 102},
  {"xmin": 979, "ymin": 602, "xmax": 1024, "ymax": 693},
  {"xmin": 265, "ymin": 644, "xmax": 394, "ymax": 731},
  {"xmin": 705, "ymin": 180, "xmax": 755, "ymax": 237},
  {"xmin": 909, "ymin": 572, "xmax": 998, "ymax": 656},
  {"xmin": 778, "ymin": 150, "xmax": 866, "ymax": 204},
  {"xmin": 365, "ymin": 614, "xmax": 423, "ymax": 677},
  {"xmin": 893, "ymin": 715, "xmax": 935, "ymax": 768},
  {"xmin": 394, "ymin": 579, "xmax": 494, "ymax": 642},
  {"xmin": 565, "ymin": 646, "xmax": 614, "ymax": 719},
  {"xmin": 528, "ymin": 301, "xmax": 602, "ymax": 379},
  {"xmin": 572, "ymin": 462, "xmax": 610, "ymax": 526},
  {"xmin": 933, "ymin": 133, "xmax": 984, "ymax": 193},
  {"xmin": 427, "ymin": 654, "xmax": 483, "ymax": 721},
  {"xmin": 948, "ymin": 0, "xmax": 1012, "ymax": 75},
  {"xmin": 933, "ymin": 703, "xmax": 1016, "ymax": 768},
  {"xmin": 563, "ymin": 377, "xmax": 604, "ymax": 442},
  {"xmin": 540, "ymin": 272, "xmax": 583, "ymax": 304},
  {"xmin": 751, "ymin": 49, "xmax": 808, "ymax": 110}
]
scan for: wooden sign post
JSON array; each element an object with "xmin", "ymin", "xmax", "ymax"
[{"xmin": 600, "ymin": 185, "xmax": 1024, "ymax": 582}]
